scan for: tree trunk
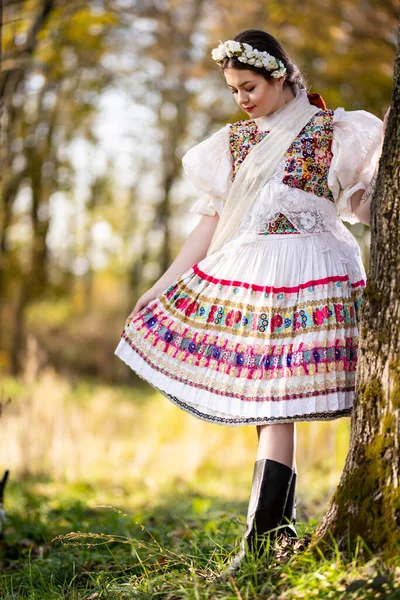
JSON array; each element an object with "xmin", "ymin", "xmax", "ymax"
[{"xmin": 311, "ymin": 26, "xmax": 400, "ymax": 561}]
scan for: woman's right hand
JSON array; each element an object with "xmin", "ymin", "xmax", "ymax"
[
  {"xmin": 127, "ymin": 215, "xmax": 219, "ymax": 321},
  {"xmin": 128, "ymin": 285, "xmax": 164, "ymax": 320}
]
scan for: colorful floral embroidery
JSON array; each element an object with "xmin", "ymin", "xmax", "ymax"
[
  {"xmin": 138, "ymin": 286, "xmax": 361, "ymax": 338},
  {"xmin": 259, "ymin": 213, "xmax": 300, "ymax": 235},
  {"xmin": 283, "ymin": 110, "xmax": 335, "ymax": 200},
  {"xmin": 122, "ymin": 322, "xmax": 358, "ymax": 398},
  {"xmin": 229, "ymin": 120, "xmax": 268, "ymax": 179},
  {"xmin": 229, "ymin": 110, "xmax": 335, "ymax": 201},
  {"xmin": 129, "ymin": 311, "xmax": 358, "ymax": 378},
  {"xmin": 121, "ymin": 265, "xmax": 364, "ymax": 386},
  {"xmin": 121, "ymin": 328, "xmax": 357, "ymax": 412}
]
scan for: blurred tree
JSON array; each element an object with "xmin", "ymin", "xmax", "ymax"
[
  {"xmin": 123, "ymin": 0, "xmax": 208, "ymax": 275},
  {"xmin": 312, "ymin": 25, "xmax": 400, "ymax": 561},
  {"xmin": 1, "ymin": 0, "xmax": 119, "ymax": 371},
  {"xmin": 0, "ymin": 0, "xmax": 397, "ymax": 378},
  {"xmin": 0, "ymin": 0, "xmax": 56, "ymax": 358},
  {"xmin": 82, "ymin": 172, "xmax": 114, "ymax": 312},
  {"xmin": 211, "ymin": 0, "xmax": 397, "ymax": 114}
]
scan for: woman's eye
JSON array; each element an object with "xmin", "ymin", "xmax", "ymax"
[{"xmin": 230, "ymin": 87, "xmax": 254, "ymax": 95}]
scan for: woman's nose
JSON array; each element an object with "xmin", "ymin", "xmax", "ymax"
[{"xmin": 238, "ymin": 91, "xmax": 250, "ymax": 104}]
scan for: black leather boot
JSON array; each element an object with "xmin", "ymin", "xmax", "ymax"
[
  {"xmin": 224, "ymin": 459, "xmax": 294, "ymax": 575},
  {"xmin": 281, "ymin": 471, "xmax": 298, "ymax": 538}
]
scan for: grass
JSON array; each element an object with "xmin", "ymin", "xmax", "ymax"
[
  {"xmin": 0, "ymin": 368, "xmax": 351, "ymax": 502},
  {"xmin": 1, "ymin": 477, "xmax": 400, "ymax": 599},
  {"xmin": 1, "ymin": 369, "xmax": 400, "ymax": 598}
]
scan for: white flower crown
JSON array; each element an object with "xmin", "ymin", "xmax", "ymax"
[{"xmin": 211, "ymin": 40, "xmax": 287, "ymax": 79}]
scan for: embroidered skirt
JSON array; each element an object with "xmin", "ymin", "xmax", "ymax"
[{"xmin": 115, "ymin": 232, "xmax": 364, "ymax": 425}]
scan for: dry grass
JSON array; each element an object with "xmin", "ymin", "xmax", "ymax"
[{"xmin": 0, "ymin": 343, "xmax": 350, "ymax": 508}]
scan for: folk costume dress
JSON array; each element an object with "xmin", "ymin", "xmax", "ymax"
[{"xmin": 115, "ymin": 88, "xmax": 383, "ymax": 425}]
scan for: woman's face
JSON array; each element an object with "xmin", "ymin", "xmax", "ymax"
[{"xmin": 224, "ymin": 68, "xmax": 286, "ymax": 119}]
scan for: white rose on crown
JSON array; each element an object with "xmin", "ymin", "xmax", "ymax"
[
  {"xmin": 271, "ymin": 66, "xmax": 286, "ymax": 78},
  {"xmin": 211, "ymin": 47, "xmax": 226, "ymax": 61},
  {"xmin": 226, "ymin": 40, "xmax": 242, "ymax": 53}
]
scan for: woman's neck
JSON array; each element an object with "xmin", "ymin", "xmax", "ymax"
[
  {"xmin": 280, "ymin": 85, "xmax": 296, "ymax": 108},
  {"xmin": 255, "ymin": 85, "xmax": 301, "ymax": 130},
  {"xmin": 269, "ymin": 85, "xmax": 296, "ymax": 115}
]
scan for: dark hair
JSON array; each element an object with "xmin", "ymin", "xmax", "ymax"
[{"xmin": 220, "ymin": 29, "xmax": 307, "ymax": 91}]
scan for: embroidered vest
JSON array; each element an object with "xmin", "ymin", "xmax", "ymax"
[{"xmin": 229, "ymin": 109, "xmax": 335, "ymax": 202}]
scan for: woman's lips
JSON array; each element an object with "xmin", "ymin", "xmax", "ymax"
[{"xmin": 243, "ymin": 105, "xmax": 256, "ymax": 112}]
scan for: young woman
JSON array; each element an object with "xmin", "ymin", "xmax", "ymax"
[{"xmin": 115, "ymin": 29, "xmax": 385, "ymax": 572}]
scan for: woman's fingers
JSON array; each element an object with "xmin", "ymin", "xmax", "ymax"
[
  {"xmin": 128, "ymin": 296, "xmax": 151, "ymax": 320},
  {"xmin": 383, "ymin": 107, "xmax": 390, "ymax": 133},
  {"xmin": 128, "ymin": 301, "xmax": 141, "ymax": 319},
  {"xmin": 127, "ymin": 288, "xmax": 158, "ymax": 321}
]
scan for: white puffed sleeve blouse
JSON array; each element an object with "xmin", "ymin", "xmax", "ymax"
[
  {"xmin": 182, "ymin": 124, "xmax": 233, "ymax": 218},
  {"xmin": 182, "ymin": 109, "xmax": 383, "ymax": 225},
  {"xmin": 328, "ymin": 108, "xmax": 383, "ymax": 223}
]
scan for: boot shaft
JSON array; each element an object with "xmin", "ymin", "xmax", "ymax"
[{"xmin": 245, "ymin": 459, "xmax": 294, "ymax": 546}]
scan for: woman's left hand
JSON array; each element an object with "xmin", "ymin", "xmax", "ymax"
[{"xmin": 382, "ymin": 107, "xmax": 390, "ymax": 140}]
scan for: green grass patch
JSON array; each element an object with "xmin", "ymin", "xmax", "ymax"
[{"xmin": 1, "ymin": 478, "xmax": 399, "ymax": 599}]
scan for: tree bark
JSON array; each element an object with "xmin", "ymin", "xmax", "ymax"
[{"xmin": 311, "ymin": 24, "xmax": 400, "ymax": 561}]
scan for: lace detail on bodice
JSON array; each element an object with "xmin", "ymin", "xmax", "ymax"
[
  {"xmin": 230, "ymin": 163, "xmax": 329, "ymax": 238},
  {"xmin": 223, "ymin": 162, "xmax": 366, "ymax": 282}
]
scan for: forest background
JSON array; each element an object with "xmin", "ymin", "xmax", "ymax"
[{"xmin": 0, "ymin": 0, "xmax": 398, "ymax": 598}]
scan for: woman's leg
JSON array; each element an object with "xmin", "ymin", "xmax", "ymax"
[
  {"xmin": 225, "ymin": 423, "xmax": 297, "ymax": 574},
  {"xmin": 256, "ymin": 423, "xmax": 298, "ymax": 538},
  {"xmin": 256, "ymin": 422, "xmax": 296, "ymax": 469}
]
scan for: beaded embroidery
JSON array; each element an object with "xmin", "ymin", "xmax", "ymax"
[{"xmin": 228, "ymin": 110, "xmax": 335, "ymax": 201}]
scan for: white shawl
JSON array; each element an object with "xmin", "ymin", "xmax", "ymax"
[{"xmin": 207, "ymin": 86, "xmax": 319, "ymax": 255}]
